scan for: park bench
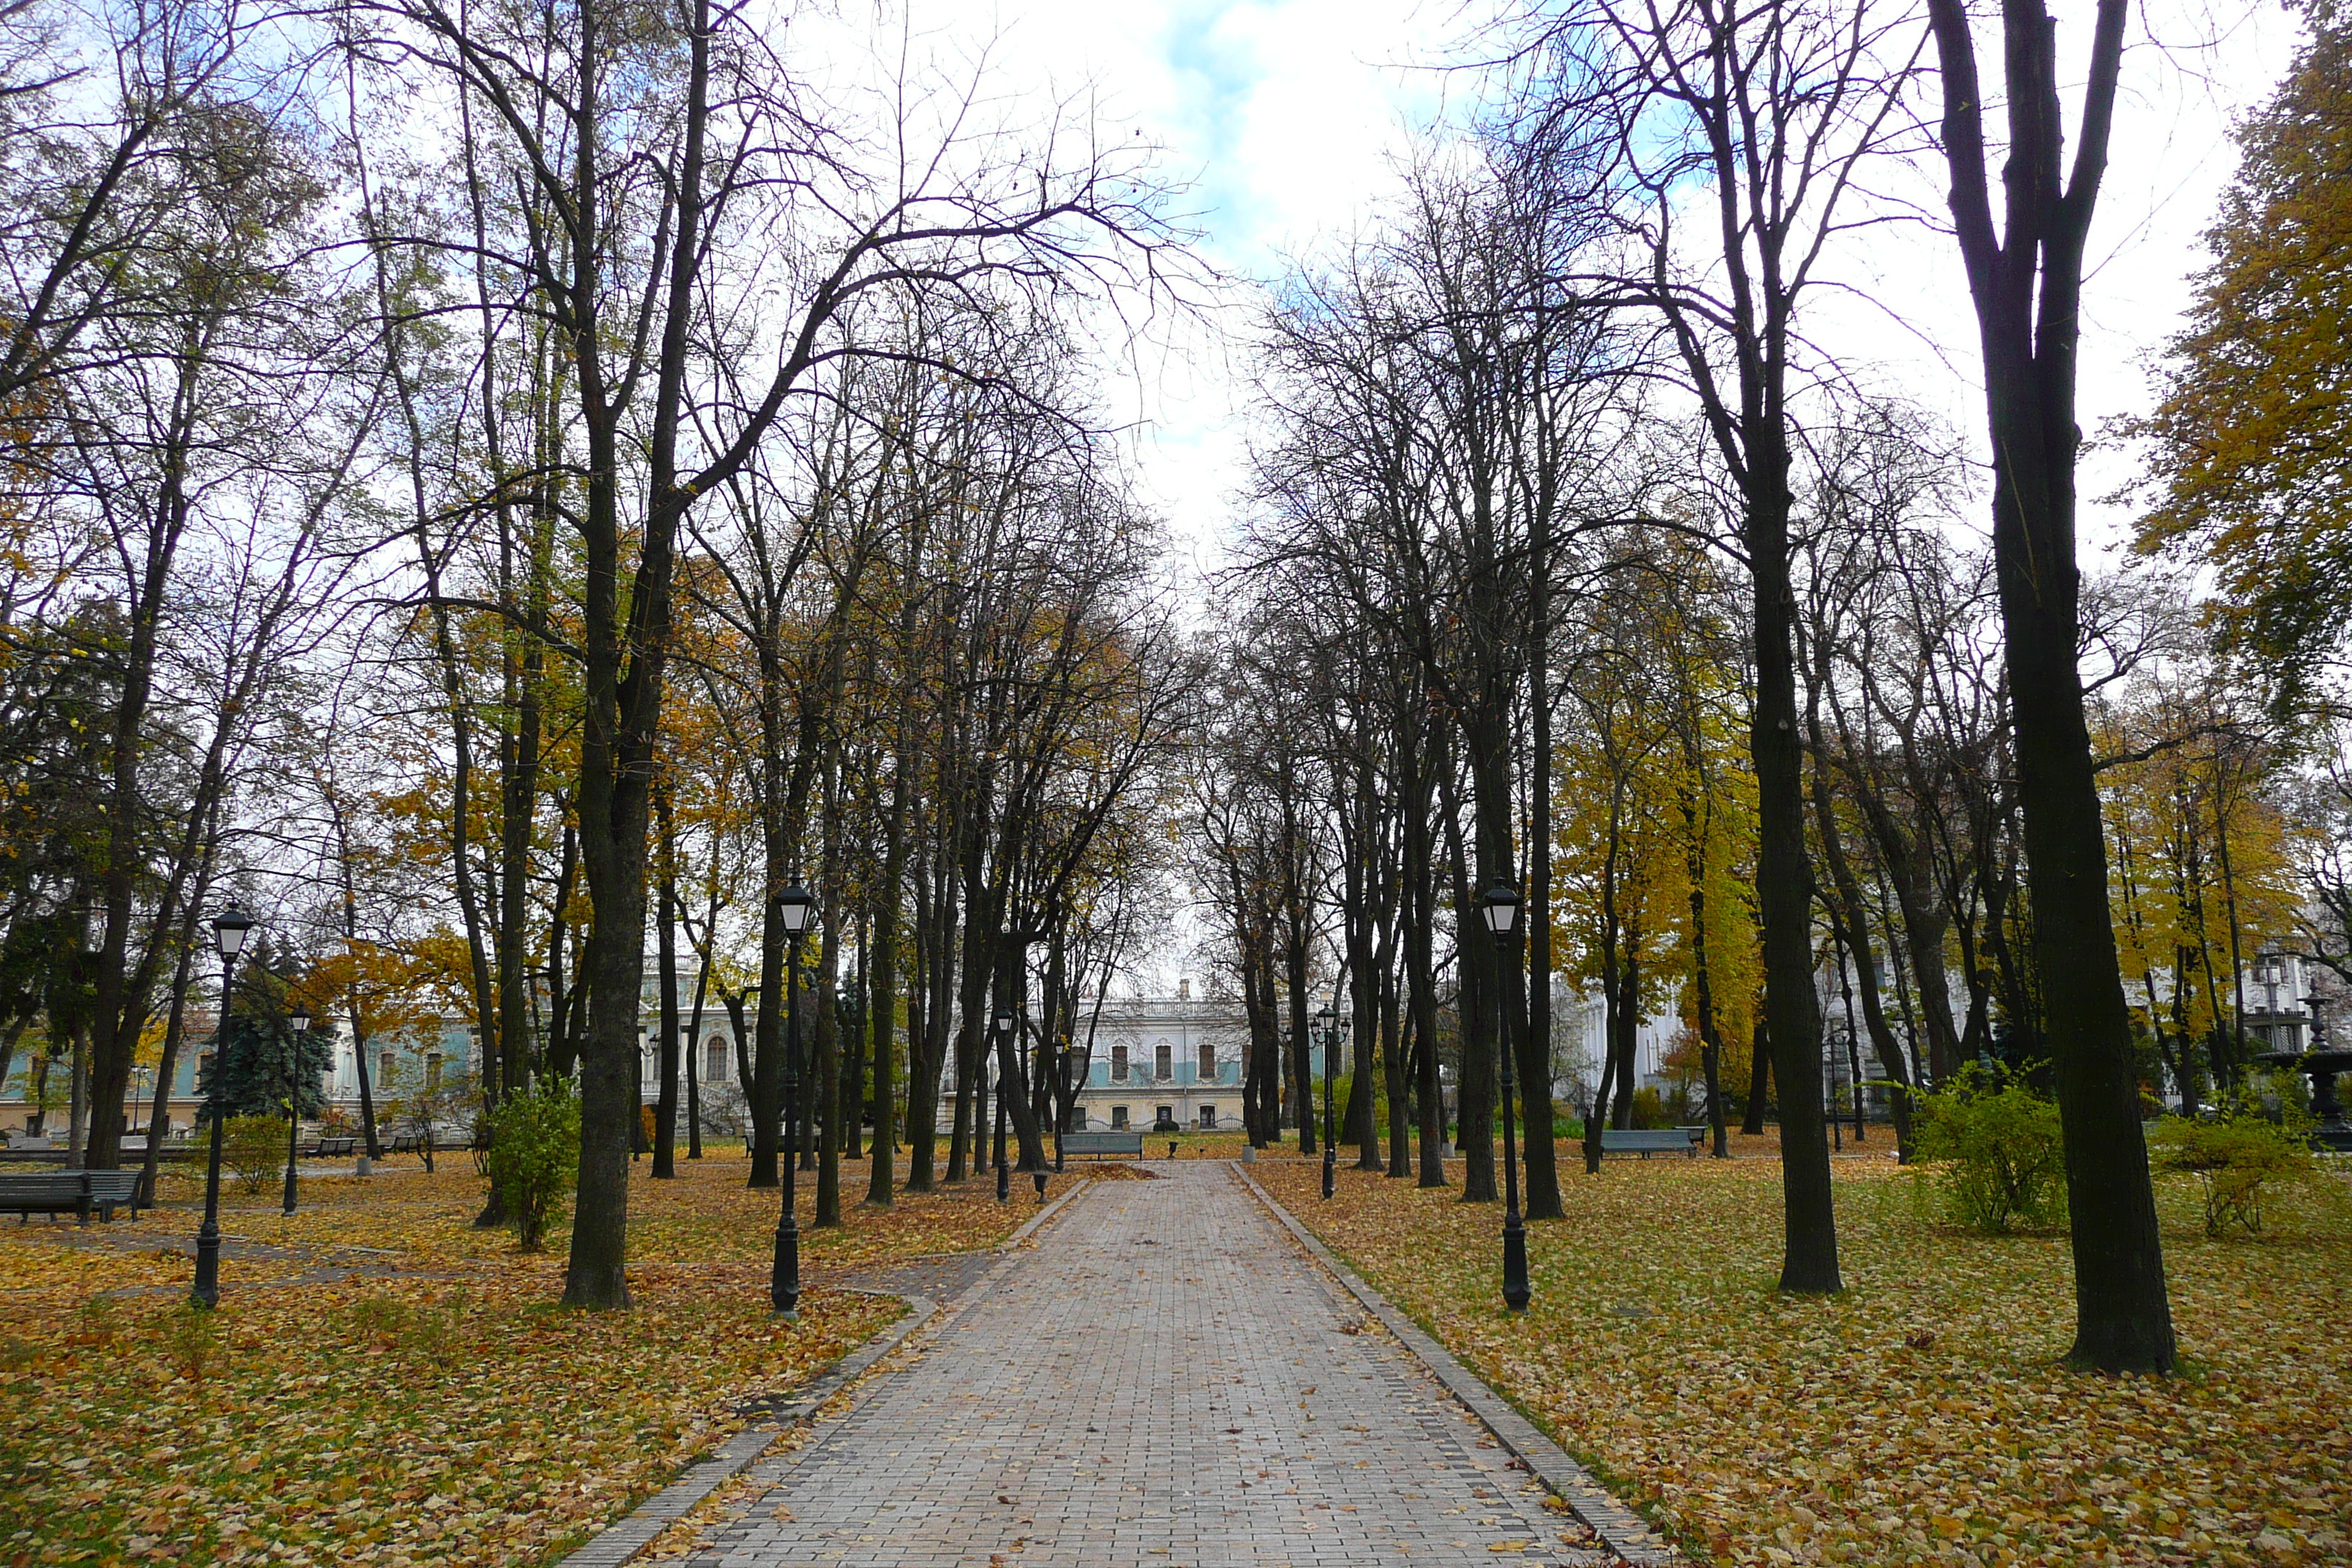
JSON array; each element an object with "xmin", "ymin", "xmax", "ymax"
[
  {"xmin": 1598, "ymin": 1128, "xmax": 1702, "ymax": 1160},
  {"xmin": 302, "ymin": 1136, "xmax": 357, "ymax": 1158},
  {"xmin": 1059, "ymin": 1130, "xmax": 1145, "ymax": 1160},
  {"xmin": 0, "ymin": 1170, "xmax": 142, "ymax": 1224}
]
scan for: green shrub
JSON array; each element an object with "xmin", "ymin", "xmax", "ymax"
[
  {"xmin": 402, "ymin": 1289, "xmax": 468, "ymax": 1367},
  {"xmin": 349, "ymin": 1292, "xmax": 410, "ymax": 1346},
  {"xmin": 163, "ymin": 1306, "xmax": 219, "ymax": 1382},
  {"xmin": 220, "ymin": 1115, "xmax": 283, "ymax": 1195},
  {"xmin": 2149, "ymin": 1112, "xmax": 2314, "ymax": 1236},
  {"xmin": 1914, "ymin": 1068, "xmax": 2068, "ymax": 1232},
  {"xmin": 1629, "ymin": 1087, "xmax": 1668, "ymax": 1130},
  {"xmin": 75, "ymin": 1295, "xmax": 120, "ymax": 1346},
  {"xmin": 482, "ymin": 1082, "xmax": 579, "ymax": 1251}
]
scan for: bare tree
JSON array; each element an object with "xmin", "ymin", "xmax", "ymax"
[{"xmin": 1923, "ymin": 0, "xmax": 2176, "ymax": 1371}]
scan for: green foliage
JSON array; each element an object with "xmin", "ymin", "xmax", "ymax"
[
  {"xmin": 75, "ymin": 1297, "xmax": 120, "ymax": 1347},
  {"xmin": 220, "ymin": 1115, "xmax": 282, "ymax": 1195},
  {"xmin": 163, "ymin": 1307, "xmax": 219, "ymax": 1381},
  {"xmin": 402, "ymin": 1291, "xmax": 468, "ymax": 1367},
  {"xmin": 2133, "ymin": 1, "xmax": 2352, "ymax": 703},
  {"xmin": 482, "ymin": 1083, "xmax": 579, "ymax": 1251},
  {"xmin": 2150, "ymin": 1103, "xmax": 2316, "ymax": 1236},
  {"xmin": 1629, "ymin": 1086, "xmax": 1668, "ymax": 1130},
  {"xmin": 1913, "ymin": 1068, "xmax": 2068, "ymax": 1233},
  {"xmin": 198, "ymin": 978, "xmax": 333, "ymax": 1121},
  {"xmin": 348, "ymin": 1292, "xmax": 410, "ymax": 1346}
]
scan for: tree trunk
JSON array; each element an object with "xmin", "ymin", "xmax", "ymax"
[
  {"xmin": 1749, "ymin": 473, "xmax": 1842, "ymax": 1292},
  {"xmin": 815, "ymin": 889, "xmax": 843, "ymax": 1228},
  {"xmin": 1440, "ymin": 761, "xmax": 1493, "ymax": 1201},
  {"xmin": 1926, "ymin": 0, "xmax": 2174, "ymax": 1371},
  {"xmin": 1742, "ymin": 1020, "xmax": 1770, "ymax": 1135},
  {"xmin": 1405, "ymin": 762, "xmax": 1447, "ymax": 1188},
  {"xmin": 652, "ymin": 825, "xmax": 682, "ymax": 1180},
  {"xmin": 867, "ymin": 753, "xmax": 910, "ymax": 1205}
]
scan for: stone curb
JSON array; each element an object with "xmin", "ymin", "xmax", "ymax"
[
  {"xmin": 1231, "ymin": 1164, "xmax": 1685, "ymax": 1568},
  {"xmin": 555, "ymin": 1177, "xmax": 1098, "ymax": 1568}
]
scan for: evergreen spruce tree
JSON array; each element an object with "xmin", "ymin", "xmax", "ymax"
[{"xmin": 197, "ymin": 968, "xmax": 332, "ymax": 1123}]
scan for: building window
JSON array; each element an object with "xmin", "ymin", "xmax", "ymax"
[
  {"xmin": 1071, "ymin": 1108, "xmax": 1088, "ymax": 1130},
  {"xmin": 1154, "ymin": 1043, "xmax": 1172, "ymax": 1081},
  {"xmin": 1199, "ymin": 1039, "xmax": 1215, "ymax": 1077},
  {"xmin": 1112, "ymin": 1045, "xmax": 1130, "ymax": 1082},
  {"xmin": 706, "ymin": 1039, "xmax": 728, "ymax": 1083},
  {"xmin": 1199, "ymin": 1105, "xmax": 1217, "ymax": 1129},
  {"xmin": 426, "ymin": 1053, "xmax": 443, "ymax": 1090},
  {"xmin": 1111, "ymin": 1105, "xmax": 1129, "ymax": 1129}
]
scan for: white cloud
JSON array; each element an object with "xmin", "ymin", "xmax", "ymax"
[{"xmin": 885, "ymin": 0, "xmax": 2302, "ymax": 573}]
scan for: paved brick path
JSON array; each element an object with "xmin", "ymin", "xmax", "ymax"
[{"xmin": 689, "ymin": 1163, "xmax": 1617, "ymax": 1567}]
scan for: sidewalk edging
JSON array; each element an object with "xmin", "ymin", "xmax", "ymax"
[
  {"xmin": 1232, "ymin": 1164, "xmax": 1684, "ymax": 1568},
  {"xmin": 556, "ymin": 1177, "xmax": 1099, "ymax": 1568}
]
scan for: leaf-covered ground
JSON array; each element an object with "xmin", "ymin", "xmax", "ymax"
[
  {"xmin": 1256, "ymin": 1150, "xmax": 2352, "ymax": 1568},
  {"xmin": 0, "ymin": 1150, "xmax": 1038, "ymax": 1567}
]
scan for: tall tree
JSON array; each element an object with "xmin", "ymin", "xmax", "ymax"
[
  {"xmin": 2134, "ymin": 1, "xmax": 2352, "ymax": 715},
  {"xmin": 1500, "ymin": 0, "xmax": 1926, "ymax": 1290},
  {"xmin": 1924, "ymin": 0, "xmax": 2176, "ymax": 1371}
]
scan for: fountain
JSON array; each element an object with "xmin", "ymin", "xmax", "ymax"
[{"xmin": 2252, "ymin": 994, "xmax": 2352, "ymax": 1153}]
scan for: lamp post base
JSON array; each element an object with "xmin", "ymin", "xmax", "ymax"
[
  {"xmin": 1033, "ymin": 1170, "xmax": 1048, "ymax": 1203},
  {"xmin": 191, "ymin": 1224, "xmax": 222, "ymax": 1310},
  {"xmin": 772, "ymin": 1213, "xmax": 801, "ymax": 1315},
  {"xmin": 1322, "ymin": 1147, "xmax": 1335, "ymax": 1199},
  {"xmin": 1501, "ymin": 1216, "xmax": 1530, "ymax": 1312}
]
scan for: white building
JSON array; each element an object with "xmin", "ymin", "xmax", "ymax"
[{"xmin": 1068, "ymin": 985, "xmax": 1251, "ymax": 1131}]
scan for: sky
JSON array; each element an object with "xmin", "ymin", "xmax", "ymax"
[
  {"xmin": 863, "ymin": 0, "xmax": 2304, "ymax": 585},
  {"xmin": 809, "ymin": 0, "xmax": 2304, "ymax": 996}
]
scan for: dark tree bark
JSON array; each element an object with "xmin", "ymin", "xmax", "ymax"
[
  {"xmin": 652, "ymin": 805, "xmax": 682, "ymax": 1180},
  {"xmin": 1925, "ymin": 0, "xmax": 2176, "ymax": 1372},
  {"xmin": 867, "ymin": 750, "xmax": 911, "ymax": 1205},
  {"xmin": 1741, "ymin": 1020, "xmax": 1771, "ymax": 1135}
]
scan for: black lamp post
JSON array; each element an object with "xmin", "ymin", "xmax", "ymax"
[
  {"xmin": 1029, "ymin": 1014, "xmax": 1050, "ymax": 1200},
  {"xmin": 1482, "ymin": 883, "xmax": 1531, "ymax": 1312},
  {"xmin": 1316, "ymin": 1004, "xmax": 1338, "ymax": 1200},
  {"xmin": 772, "ymin": 885, "xmax": 815, "ymax": 1317},
  {"xmin": 282, "ymin": 1003, "xmax": 311, "ymax": 1216},
  {"xmin": 1059, "ymin": 1045, "xmax": 1087, "ymax": 1172},
  {"xmin": 192, "ymin": 906, "xmax": 257, "ymax": 1309},
  {"xmin": 993, "ymin": 1007, "xmax": 1014, "ymax": 1204}
]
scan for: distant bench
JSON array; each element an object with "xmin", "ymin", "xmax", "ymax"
[
  {"xmin": 0, "ymin": 1170, "xmax": 142, "ymax": 1223},
  {"xmin": 1599, "ymin": 1128, "xmax": 1702, "ymax": 1159},
  {"xmin": 301, "ymin": 1136, "xmax": 357, "ymax": 1158},
  {"xmin": 1059, "ymin": 1130, "xmax": 1145, "ymax": 1160}
]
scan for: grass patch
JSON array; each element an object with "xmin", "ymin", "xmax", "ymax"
[
  {"xmin": 1257, "ymin": 1145, "xmax": 2352, "ymax": 1567},
  {"xmin": 0, "ymin": 1148, "xmax": 1036, "ymax": 1567}
]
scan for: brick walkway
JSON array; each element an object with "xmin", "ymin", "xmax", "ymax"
[{"xmin": 687, "ymin": 1163, "xmax": 1618, "ymax": 1567}]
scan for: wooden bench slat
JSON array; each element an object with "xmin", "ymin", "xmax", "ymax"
[
  {"xmin": 0, "ymin": 1169, "xmax": 142, "ymax": 1221},
  {"xmin": 1059, "ymin": 1131, "xmax": 1145, "ymax": 1158},
  {"xmin": 1597, "ymin": 1128, "xmax": 1703, "ymax": 1159}
]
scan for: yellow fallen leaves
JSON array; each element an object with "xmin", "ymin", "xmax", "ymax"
[
  {"xmin": 1260, "ymin": 1148, "xmax": 2352, "ymax": 1568},
  {"xmin": 0, "ymin": 1149, "xmax": 1036, "ymax": 1568}
]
